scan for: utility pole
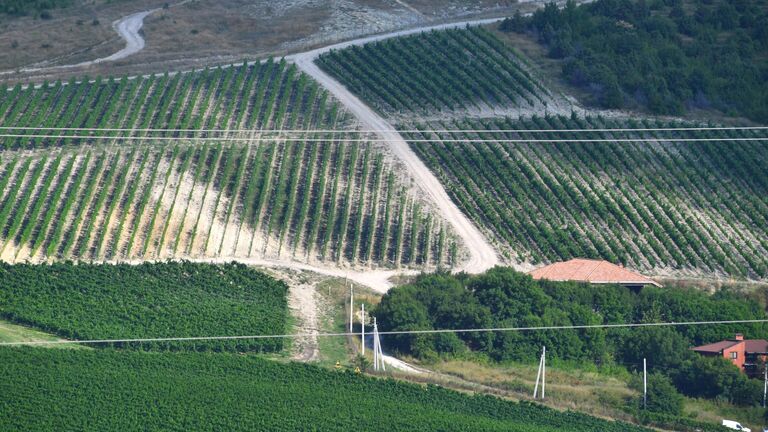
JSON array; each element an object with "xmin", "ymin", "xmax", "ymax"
[
  {"xmin": 533, "ymin": 346, "xmax": 546, "ymax": 399},
  {"xmin": 373, "ymin": 317, "xmax": 378, "ymax": 370},
  {"xmin": 361, "ymin": 303, "xmax": 365, "ymax": 356},
  {"xmin": 349, "ymin": 284, "xmax": 353, "ymax": 333},
  {"xmin": 542, "ymin": 346, "xmax": 546, "ymax": 399},
  {"xmin": 643, "ymin": 358, "xmax": 648, "ymax": 409},
  {"xmin": 378, "ymin": 325, "xmax": 385, "ymax": 372},
  {"xmin": 763, "ymin": 361, "xmax": 767, "ymax": 408}
]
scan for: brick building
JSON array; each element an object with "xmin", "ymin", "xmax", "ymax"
[{"xmin": 692, "ymin": 334, "xmax": 768, "ymax": 377}]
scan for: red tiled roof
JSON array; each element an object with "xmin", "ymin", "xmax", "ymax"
[
  {"xmin": 692, "ymin": 340, "xmax": 741, "ymax": 353},
  {"xmin": 692, "ymin": 339, "xmax": 768, "ymax": 354},
  {"xmin": 529, "ymin": 259, "xmax": 661, "ymax": 287}
]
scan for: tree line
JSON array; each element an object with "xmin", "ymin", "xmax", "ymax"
[
  {"xmin": 501, "ymin": 0, "xmax": 768, "ymax": 122},
  {"xmin": 374, "ymin": 267, "xmax": 768, "ymax": 412}
]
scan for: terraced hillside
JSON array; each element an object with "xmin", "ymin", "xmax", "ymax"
[
  {"xmin": 317, "ymin": 26, "xmax": 565, "ymax": 117},
  {"xmin": 0, "ymin": 61, "xmax": 455, "ymax": 268},
  {"xmin": 404, "ymin": 115, "xmax": 768, "ymax": 279}
]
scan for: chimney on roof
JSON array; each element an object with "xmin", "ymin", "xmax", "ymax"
[{"xmin": 735, "ymin": 333, "xmax": 744, "ymax": 341}]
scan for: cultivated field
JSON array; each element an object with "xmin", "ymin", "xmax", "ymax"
[
  {"xmin": 316, "ymin": 24, "xmax": 768, "ymax": 280},
  {"xmin": 0, "ymin": 348, "xmax": 654, "ymax": 432},
  {"xmin": 405, "ymin": 115, "xmax": 768, "ymax": 279},
  {"xmin": 0, "ymin": 61, "xmax": 455, "ymax": 268},
  {"xmin": 0, "ymin": 261, "xmax": 287, "ymax": 351},
  {"xmin": 317, "ymin": 26, "xmax": 568, "ymax": 119}
]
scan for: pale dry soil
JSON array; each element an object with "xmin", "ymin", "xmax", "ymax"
[{"xmin": 0, "ymin": 0, "xmax": 547, "ymax": 84}]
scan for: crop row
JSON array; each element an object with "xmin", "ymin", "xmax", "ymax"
[
  {"xmin": 404, "ymin": 115, "xmax": 768, "ymax": 279},
  {"xmin": 317, "ymin": 26, "xmax": 551, "ymax": 115},
  {"xmin": 0, "ymin": 142, "xmax": 453, "ymax": 268},
  {"xmin": 0, "ymin": 59, "xmax": 337, "ymax": 149}
]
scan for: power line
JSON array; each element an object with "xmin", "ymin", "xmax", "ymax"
[
  {"xmin": 0, "ymin": 134, "xmax": 765, "ymax": 143},
  {"xmin": 1, "ymin": 318, "xmax": 765, "ymax": 347},
  {"xmin": 0, "ymin": 126, "xmax": 766, "ymax": 133}
]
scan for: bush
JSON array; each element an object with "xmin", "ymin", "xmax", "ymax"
[{"xmin": 630, "ymin": 373, "xmax": 683, "ymax": 415}]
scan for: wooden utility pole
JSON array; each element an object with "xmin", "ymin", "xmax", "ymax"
[{"xmin": 361, "ymin": 303, "xmax": 365, "ymax": 356}]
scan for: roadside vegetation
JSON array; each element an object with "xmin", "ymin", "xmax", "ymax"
[{"xmin": 500, "ymin": 0, "xmax": 768, "ymax": 122}]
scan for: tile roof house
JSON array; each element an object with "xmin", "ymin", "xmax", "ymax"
[
  {"xmin": 529, "ymin": 258, "xmax": 661, "ymax": 289},
  {"xmin": 692, "ymin": 334, "xmax": 768, "ymax": 377}
]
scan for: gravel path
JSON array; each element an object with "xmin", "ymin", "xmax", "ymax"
[{"xmin": 287, "ymin": 18, "xmax": 503, "ymax": 274}]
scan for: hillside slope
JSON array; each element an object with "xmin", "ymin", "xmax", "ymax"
[{"xmin": 0, "ymin": 61, "xmax": 456, "ymax": 269}]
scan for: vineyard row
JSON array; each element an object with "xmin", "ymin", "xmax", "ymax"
[
  {"xmin": 405, "ymin": 115, "xmax": 768, "ymax": 279},
  {"xmin": 0, "ymin": 141, "xmax": 454, "ymax": 268},
  {"xmin": 0, "ymin": 59, "xmax": 341, "ymax": 149},
  {"xmin": 317, "ymin": 26, "xmax": 554, "ymax": 116}
]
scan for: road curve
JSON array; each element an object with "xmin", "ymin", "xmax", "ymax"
[
  {"xmin": 287, "ymin": 19, "xmax": 502, "ymax": 274},
  {"xmin": 5, "ymin": 8, "xmax": 160, "ymax": 75},
  {"xmin": 89, "ymin": 9, "xmax": 158, "ymax": 65}
]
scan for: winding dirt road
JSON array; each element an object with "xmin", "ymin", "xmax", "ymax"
[
  {"xmin": 87, "ymin": 9, "xmax": 157, "ymax": 66},
  {"xmin": 288, "ymin": 19, "xmax": 502, "ymax": 274}
]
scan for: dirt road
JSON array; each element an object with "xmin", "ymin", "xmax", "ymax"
[{"xmin": 288, "ymin": 18, "xmax": 502, "ymax": 274}]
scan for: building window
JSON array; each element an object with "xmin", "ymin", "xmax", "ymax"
[{"xmin": 731, "ymin": 352, "xmax": 738, "ymax": 360}]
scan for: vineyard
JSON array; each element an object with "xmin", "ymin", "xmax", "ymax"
[
  {"xmin": 0, "ymin": 61, "xmax": 454, "ymax": 268},
  {"xmin": 404, "ymin": 115, "xmax": 768, "ymax": 279},
  {"xmin": 0, "ymin": 142, "xmax": 451, "ymax": 267},
  {"xmin": 0, "ymin": 348, "xmax": 654, "ymax": 431},
  {"xmin": 0, "ymin": 262, "xmax": 287, "ymax": 352},
  {"xmin": 0, "ymin": 59, "xmax": 338, "ymax": 148},
  {"xmin": 316, "ymin": 26, "xmax": 562, "ymax": 117}
]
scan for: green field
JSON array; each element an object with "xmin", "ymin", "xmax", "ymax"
[
  {"xmin": 0, "ymin": 348, "xmax": 654, "ymax": 432},
  {"xmin": 0, "ymin": 261, "xmax": 288, "ymax": 352}
]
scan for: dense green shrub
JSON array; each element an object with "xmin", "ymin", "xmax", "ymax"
[
  {"xmin": 0, "ymin": 0, "xmax": 71, "ymax": 16},
  {"xmin": 629, "ymin": 373, "xmax": 683, "ymax": 415}
]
